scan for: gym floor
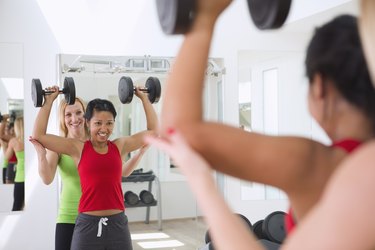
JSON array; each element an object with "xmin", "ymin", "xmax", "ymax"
[{"xmin": 129, "ymin": 217, "xmax": 207, "ymax": 250}]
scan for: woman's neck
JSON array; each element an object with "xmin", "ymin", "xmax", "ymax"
[{"xmin": 326, "ymin": 101, "xmax": 374, "ymax": 142}]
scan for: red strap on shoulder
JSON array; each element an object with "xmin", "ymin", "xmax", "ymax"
[
  {"xmin": 332, "ymin": 139, "xmax": 362, "ymax": 153},
  {"xmin": 285, "ymin": 207, "xmax": 296, "ymax": 235}
]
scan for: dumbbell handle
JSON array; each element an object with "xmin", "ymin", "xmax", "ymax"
[
  {"xmin": 43, "ymin": 89, "xmax": 65, "ymax": 95},
  {"xmin": 134, "ymin": 87, "xmax": 149, "ymax": 92}
]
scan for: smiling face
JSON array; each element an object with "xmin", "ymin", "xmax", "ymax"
[
  {"xmin": 64, "ymin": 102, "xmax": 86, "ymax": 138},
  {"xmin": 87, "ymin": 110, "xmax": 115, "ymax": 144}
]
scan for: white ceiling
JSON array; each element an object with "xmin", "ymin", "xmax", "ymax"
[{"xmin": 283, "ymin": 0, "xmax": 359, "ymax": 33}]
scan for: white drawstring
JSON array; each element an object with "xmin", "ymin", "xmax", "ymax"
[{"xmin": 97, "ymin": 217, "xmax": 108, "ymax": 237}]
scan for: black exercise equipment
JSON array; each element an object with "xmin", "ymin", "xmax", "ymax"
[
  {"xmin": 118, "ymin": 76, "xmax": 161, "ymax": 104},
  {"xmin": 259, "ymin": 239, "xmax": 281, "ymax": 250},
  {"xmin": 156, "ymin": 0, "xmax": 196, "ymax": 34},
  {"xmin": 122, "ymin": 170, "xmax": 156, "ymax": 182},
  {"xmin": 262, "ymin": 211, "xmax": 286, "ymax": 244},
  {"xmin": 253, "ymin": 219, "xmax": 265, "ymax": 240},
  {"xmin": 139, "ymin": 190, "xmax": 155, "ymax": 204},
  {"xmin": 156, "ymin": 0, "xmax": 292, "ymax": 35},
  {"xmin": 124, "ymin": 191, "xmax": 139, "ymax": 206},
  {"xmin": 247, "ymin": 0, "xmax": 292, "ymax": 30},
  {"xmin": 0, "ymin": 112, "xmax": 3, "ymax": 122},
  {"xmin": 31, "ymin": 77, "xmax": 76, "ymax": 107}
]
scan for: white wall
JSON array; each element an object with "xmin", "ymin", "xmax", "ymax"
[{"xmin": 0, "ymin": 0, "xmax": 356, "ymax": 249}]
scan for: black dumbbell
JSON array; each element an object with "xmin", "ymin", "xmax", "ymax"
[
  {"xmin": 252, "ymin": 219, "xmax": 265, "ymax": 240},
  {"xmin": 262, "ymin": 211, "xmax": 286, "ymax": 244},
  {"xmin": 139, "ymin": 190, "xmax": 155, "ymax": 204},
  {"xmin": 156, "ymin": 0, "xmax": 292, "ymax": 35},
  {"xmin": 124, "ymin": 191, "xmax": 140, "ymax": 206},
  {"xmin": 31, "ymin": 77, "xmax": 76, "ymax": 107},
  {"xmin": 258, "ymin": 239, "xmax": 281, "ymax": 250},
  {"xmin": 118, "ymin": 76, "xmax": 161, "ymax": 104}
]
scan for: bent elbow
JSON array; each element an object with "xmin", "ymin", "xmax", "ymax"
[
  {"xmin": 38, "ymin": 171, "xmax": 54, "ymax": 185},
  {"xmin": 41, "ymin": 177, "xmax": 53, "ymax": 185}
]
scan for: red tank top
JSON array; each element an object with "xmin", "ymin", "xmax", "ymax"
[
  {"xmin": 9, "ymin": 153, "xmax": 17, "ymax": 163},
  {"xmin": 78, "ymin": 140, "xmax": 125, "ymax": 213},
  {"xmin": 285, "ymin": 139, "xmax": 362, "ymax": 234}
]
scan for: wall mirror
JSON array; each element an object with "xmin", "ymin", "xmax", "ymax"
[
  {"xmin": 58, "ymin": 54, "xmax": 224, "ymax": 249},
  {"xmin": 0, "ymin": 42, "xmax": 25, "ymax": 213},
  {"xmin": 238, "ymin": 50, "xmax": 307, "ymax": 201}
]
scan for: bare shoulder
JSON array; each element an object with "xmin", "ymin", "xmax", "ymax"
[
  {"xmin": 320, "ymin": 140, "xmax": 375, "ymax": 212},
  {"xmin": 338, "ymin": 140, "xmax": 375, "ymax": 179},
  {"xmin": 112, "ymin": 136, "xmax": 128, "ymax": 152},
  {"xmin": 319, "ymin": 141, "xmax": 375, "ymax": 249}
]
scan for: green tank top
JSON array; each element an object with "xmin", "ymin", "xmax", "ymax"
[
  {"xmin": 56, "ymin": 154, "xmax": 81, "ymax": 224},
  {"xmin": 14, "ymin": 151, "xmax": 24, "ymax": 182},
  {"xmin": 3, "ymin": 159, "xmax": 8, "ymax": 168}
]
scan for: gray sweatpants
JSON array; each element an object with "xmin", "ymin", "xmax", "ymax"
[{"xmin": 71, "ymin": 212, "xmax": 133, "ymax": 250}]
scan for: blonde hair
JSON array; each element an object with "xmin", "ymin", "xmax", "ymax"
[
  {"xmin": 14, "ymin": 117, "xmax": 24, "ymax": 142},
  {"xmin": 58, "ymin": 97, "xmax": 89, "ymax": 138},
  {"xmin": 360, "ymin": 0, "xmax": 375, "ymax": 86}
]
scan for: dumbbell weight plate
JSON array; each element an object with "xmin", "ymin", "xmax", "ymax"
[
  {"xmin": 63, "ymin": 77, "xmax": 76, "ymax": 105},
  {"xmin": 118, "ymin": 76, "xmax": 134, "ymax": 104},
  {"xmin": 262, "ymin": 211, "xmax": 287, "ymax": 244},
  {"xmin": 247, "ymin": 0, "xmax": 292, "ymax": 30},
  {"xmin": 31, "ymin": 79, "xmax": 44, "ymax": 107},
  {"xmin": 124, "ymin": 191, "xmax": 139, "ymax": 206},
  {"xmin": 252, "ymin": 220, "xmax": 265, "ymax": 240},
  {"xmin": 139, "ymin": 190, "xmax": 155, "ymax": 204},
  {"xmin": 145, "ymin": 77, "xmax": 161, "ymax": 104},
  {"xmin": 258, "ymin": 239, "xmax": 281, "ymax": 250},
  {"xmin": 156, "ymin": 0, "xmax": 196, "ymax": 35}
]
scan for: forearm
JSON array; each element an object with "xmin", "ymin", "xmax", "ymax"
[
  {"xmin": 32, "ymin": 101, "xmax": 54, "ymax": 140},
  {"xmin": 0, "ymin": 120, "xmax": 6, "ymax": 139},
  {"xmin": 122, "ymin": 150, "xmax": 145, "ymax": 177},
  {"xmin": 193, "ymin": 174, "xmax": 264, "ymax": 250},
  {"xmin": 37, "ymin": 151, "xmax": 58, "ymax": 185},
  {"xmin": 141, "ymin": 98, "xmax": 158, "ymax": 131}
]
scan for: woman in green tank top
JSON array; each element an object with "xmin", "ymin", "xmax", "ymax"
[
  {"xmin": 3, "ymin": 117, "xmax": 24, "ymax": 211},
  {"xmin": 30, "ymin": 97, "xmax": 89, "ymax": 250},
  {"xmin": 0, "ymin": 118, "xmax": 16, "ymax": 184}
]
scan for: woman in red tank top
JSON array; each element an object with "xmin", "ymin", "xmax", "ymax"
[
  {"xmin": 33, "ymin": 88, "xmax": 157, "ymax": 250},
  {"xmin": 149, "ymin": 2, "xmax": 375, "ymax": 249}
]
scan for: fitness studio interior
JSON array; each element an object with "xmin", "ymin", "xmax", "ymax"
[{"xmin": 0, "ymin": 0, "xmax": 360, "ymax": 249}]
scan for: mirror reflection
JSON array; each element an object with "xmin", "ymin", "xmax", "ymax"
[
  {"xmin": 56, "ymin": 54, "xmax": 224, "ymax": 249},
  {"xmin": 0, "ymin": 82, "xmax": 25, "ymax": 212},
  {"xmin": 238, "ymin": 51, "xmax": 304, "ymax": 201},
  {"xmin": 0, "ymin": 42, "xmax": 25, "ymax": 213}
]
